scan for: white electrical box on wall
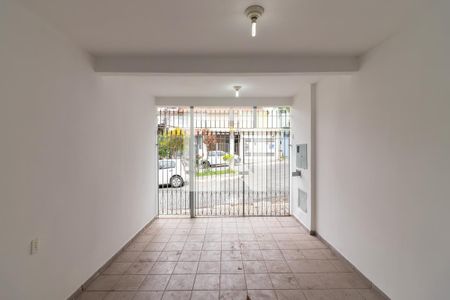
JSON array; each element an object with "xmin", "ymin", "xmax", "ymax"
[{"xmin": 296, "ymin": 144, "xmax": 308, "ymax": 170}]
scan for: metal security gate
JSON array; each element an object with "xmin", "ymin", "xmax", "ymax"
[{"xmin": 157, "ymin": 106, "xmax": 290, "ymax": 217}]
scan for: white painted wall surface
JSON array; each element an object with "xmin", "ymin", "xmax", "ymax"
[
  {"xmin": 0, "ymin": 1, "xmax": 157, "ymax": 299},
  {"xmin": 290, "ymin": 85, "xmax": 314, "ymax": 230},
  {"xmin": 314, "ymin": 2, "xmax": 450, "ymax": 299}
]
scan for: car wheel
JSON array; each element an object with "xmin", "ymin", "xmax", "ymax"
[
  {"xmin": 202, "ymin": 161, "xmax": 211, "ymax": 168},
  {"xmin": 170, "ymin": 175, "xmax": 184, "ymax": 188}
]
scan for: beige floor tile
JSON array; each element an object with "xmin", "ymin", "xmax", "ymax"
[
  {"xmin": 321, "ymin": 249, "xmax": 338, "ymax": 259},
  {"xmin": 294, "ymin": 273, "xmax": 325, "ymax": 289},
  {"xmin": 200, "ymin": 251, "xmax": 221, "ymax": 261},
  {"xmin": 152, "ymin": 235, "xmax": 170, "ymax": 243},
  {"xmin": 166, "ymin": 274, "xmax": 195, "ymax": 290},
  {"xmin": 157, "ymin": 251, "xmax": 181, "ymax": 262},
  {"xmin": 205, "ymin": 234, "xmax": 222, "ymax": 242},
  {"xmin": 330, "ymin": 259, "xmax": 354, "ymax": 272},
  {"xmin": 220, "ymin": 274, "xmax": 246, "ymax": 290},
  {"xmin": 246, "ymin": 274, "xmax": 273, "ymax": 289},
  {"xmin": 149, "ymin": 262, "xmax": 176, "ymax": 274},
  {"xmin": 139, "ymin": 275, "xmax": 170, "ymax": 291},
  {"xmin": 169, "ymin": 235, "xmax": 187, "ymax": 242},
  {"xmin": 239, "ymin": 234, "xmax": 256, "ymax": 241},
  {"xmin": 269, "ymin": 274, "xmax": 300, "ymax": 289},
  {"xmin": 241, "ymin": 249, "xmax": 263, "ymax": 260},
  {"xmin": 179, "ymin": 250, "xmax": 201, "ymax": 261},
  {"xmin": 247, "ymin": 289, "xmax": 277, "ymax": 300},
  {"xmin": 163, "ymin": 242, "xmax": 184, "ymax": 251},
  {"xmin": 103, "ymin": 263, "xmax": 132, "ymax": 275},
  {"xmin": 296, "ymin": 241, "xmax": 327, "ymax": 250},
  {"xmin": 219, "ymin": 290, "xmax": 248, "ymax": 300},
  {"xmin": 138, "ymin": 252, "xmax": 161, "ymax": 262},
  {"xmin": 258, "ymin": 241, "xmax": 279, "ymax": 250},
  {"xmin": 115, "ymin": 252, "xmax": 140, "ymax": 263},
  {"xmin": 77, "ymin": 291, "xmax": 108, "ymax": 300},
  {"xmin": 135, "ymin": 235, "xmax": 154, "ymax": 243},
  {"xmin": 114, "ymin": 275, "xmax": 145, "ymax": 291},
  {"xmin": 88, "ymin": 275, "xmax": 122, "ymax": 291},
  {"xmin": 133, "ymin": 291, "xmax": 163, "ymax": 300},
  {"xmin": 265, "ymin": 260, "xmax": 291, "ymax": 273},
  {"xmin": 275, "ymin": 290, "xmax": 307, "ymax": 300},
  {"xmin": 357, "ymin": 289, "xmax": 387, "ymax": 300},
  {"xmin": 191, "ymin": 290, "xmax": 219, "ymax": 300},
  {"xmin": 197, "ymin": 261, "xmax": 221, "ymax": 274},
  {"xmin": 162, "ymin": 291, "xmax": 191, "ymax": 300},
  {"xmin": 127, "ymin": 242, "xmax": 148, "ymax": 252},
  {"xmin": 221, "ymin": 250, "xmax": 241, "ymax": 261},
  {"xmin": 203, "ymin": 242, "xmax": 222, "ymax": 250},
  {"xmin": 187, "ymin": 235, "xmax": 205, "ymax": 242},
  {"xmin": 261, "ymin": 250, "xmax": 284, "ymax": 261},
  {"xmin": 221, "ymin": 241, "xmax": 241, "ymax": 251},
  {"xmin": 145, "ymin": 243, "xmax": 166, "ymax": 252},
  {"xmin": 77, "ymin": 217, "xmax": 386, "ymax": 300},
  {"xmin": 288, "ymin": 260, "xmax": 337, "ymax": 273},
  {"xmin": 282, "ymin": 250, "xmax": 305, "ymax": 260},
  {"xmin": 222, "ymin": 234, "xmax": 239, "ymax": 242},
  {"xmin": 193, "ymin": 274, "xmax": 220, "ymax": 290},
  {"xmin": 320, "ymin": 273, "xmax": 371, "ymax": 289},
  {"xmin": 125, "ymin": 262, "xmax": 154, "ymax": 275},
  {"xmin": 277, "ymin": 241, "xmax": 302, "ymax": 250},
  {"xmin": 301, "ymin": 250, "xmax": 328, "ymax": 259},
  {"xmin": 184, "ymin": 242, "xmax": 203, "ymax": 251},
  {"xmin": 243, "ymin": 260, "xmax": 268, "ymax": 273},
  {"xmin": 240, "ymin": 241, "xmax": 260, "ymax": 250},
  {"xmin": 303, "ymin": 289, "xmax": 364, "ymax": 300},
  {"xmin": 173, "ymin": 261, "xmax": 198, "ymax": 274},
  {"xmin": 221, "ymin": 261, "xmax": 244, "ymax": 273},
  {"xmin": 104, "ymin": 291, "xmax": 136, "ymax": 300}
]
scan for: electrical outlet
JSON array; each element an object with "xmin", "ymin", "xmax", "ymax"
[{"xmin": 30, "ymin": 238, "xmax": 39, "ymax": 255}]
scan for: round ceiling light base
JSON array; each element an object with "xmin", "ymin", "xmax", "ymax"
[{"xmin": 245, "ymin": 5, "xmax": 264, "ymax": 20}]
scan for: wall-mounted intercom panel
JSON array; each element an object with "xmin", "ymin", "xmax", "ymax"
[{"xmin": 296, "ymin": 144, "xmax": 308, "ymax": 170}]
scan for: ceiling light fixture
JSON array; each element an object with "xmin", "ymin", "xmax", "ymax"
[
  {"xmin": 245, "ymin": 5, "xmax": 264, "ymax": 37},
  {"xmin": 233, "ymin": 86, "xmax": 242, "ymax": 98}
]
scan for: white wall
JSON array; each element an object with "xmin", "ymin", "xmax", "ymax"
[
  {"xmin": 290, "ymin": 85, "xmax": 315, "ymax": 230},
  {"xmin": 314, "ymin": 1, "xmax": 450, "ymax": 299},
  {"xmin": 0, "ymin": 1, "xmax": 157, "ymax": 299}
]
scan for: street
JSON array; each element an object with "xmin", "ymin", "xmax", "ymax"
[{"xmin": 158, "ymin": 159, "xmax": 290, "ymax": 216}]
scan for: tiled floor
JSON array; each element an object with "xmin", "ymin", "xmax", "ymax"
[{"xmin": 77, "ymin": 217, "xmax": 386, "ymax": 300}]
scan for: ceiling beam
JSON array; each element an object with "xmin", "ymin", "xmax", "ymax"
[
  {"xmin": 94, "ymin": 55, "xmax": 359, "ymax": 74},
  {"xmin": 155, "ymin": 97, "xmax": 293, "ymax": 107}
]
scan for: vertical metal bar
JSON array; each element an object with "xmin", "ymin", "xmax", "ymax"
[
  {"xmin": 242, "ymin": 130, "xmax": 245, "ymax": 216},
  {"xmin": 265, "ymin": 130, "xmax": 268, "ymax": 216},
  {"xmin": 169, "ymin": 110, "xmax": 173, "ymax": 215},
  {"xmin": 189, "ymin": 106, "xmax": 195, "ymax": 218}
]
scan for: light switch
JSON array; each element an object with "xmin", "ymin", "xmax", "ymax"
[{"xmin": 30, "ymin": 238, "xmax": 39, "ymax": 255}]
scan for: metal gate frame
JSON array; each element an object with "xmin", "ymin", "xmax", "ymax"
[{"xmin": 157, "ymin": 106, "xmax": 290, "ymax": 217}]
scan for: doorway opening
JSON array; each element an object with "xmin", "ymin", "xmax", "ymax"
[{"xmin": 157, "ymin": 106, "xmax": 290, "ymax": 217}]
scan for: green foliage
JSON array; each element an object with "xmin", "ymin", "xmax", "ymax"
[
  {"xmin": 196, "ymin": 169, "xmax": 236, "ymax": 177},
  {"xmin": 222, "ymin": 153, "xmax": 234, "ymax": 162},
  {"xmin": 158, "ymin": 135, "xmax": 185, "ymax": 158}
]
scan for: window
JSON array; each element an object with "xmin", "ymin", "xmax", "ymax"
[{"xmin": 159, "ymin": 160, "xmax": 176, "ymax": 169}]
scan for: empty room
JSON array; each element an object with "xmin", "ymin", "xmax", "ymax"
[{"xmin": 1, "ymin": 1, "xmax": 449, "ymax": 300}]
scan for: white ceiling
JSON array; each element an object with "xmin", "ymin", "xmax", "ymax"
[
  {"xmin": 103, "ymin": 74, "xmax": 324, "ymax": 98},
  {"xmin": 21, "ymin": 0, "xmax": 428, "ymax": 56}
]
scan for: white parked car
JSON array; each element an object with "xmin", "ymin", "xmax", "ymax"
[
  {"xmin": 201, "ymin": 151, "xmax": 241, "ymax": 168},
  {"xmin": 158, "ymin": 159, "xmax": 186, "ymax": 188}
]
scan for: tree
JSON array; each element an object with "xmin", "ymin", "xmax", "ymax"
[
  {"xmin": 158, "ymin": 128, "xmax": 186, "ymax": 158},
  {"xmin": 201, "ymin": 129, "xmax": 217, "ymax": 151}
]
